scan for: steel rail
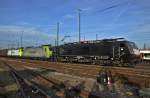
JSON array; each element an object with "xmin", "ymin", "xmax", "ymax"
[
  {"xmin": 2, "ymin": 61, "xmax": 60, "ymax": 98},
  {"xmin": 10, "ymin": 70, "xmax": 27, "ymax": 98}
]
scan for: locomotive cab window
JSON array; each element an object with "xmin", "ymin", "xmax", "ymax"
[{"xmin": 129, "ymin": 42, "xmax": 138, "ymax": 49}]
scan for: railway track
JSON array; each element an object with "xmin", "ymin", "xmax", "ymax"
[
  {"xmin": 2, "ymin": 61, "xmax": 63, "ymax": 98},
  {"xmin": 3, "ymin": 58, "xmax": 100, "ymax": 78},
  {"xmin": 1, "ymin": 58, "xmax": 89, "ymax": 98},
  {"xmin": 135, "ymin": 63, "xmax": 150, "ymax": 70},
  {"xmin": 1, "ymin": 57, "xmax": 150, "ymax": 88}
]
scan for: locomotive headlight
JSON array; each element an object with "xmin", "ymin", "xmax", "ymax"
[
  {"xmin": 111, "ymin": 58, "xmax": 114, "ymax": 60},
  {"xmin": 121, "ymin": 48, "xmax": 124, "ymax": 51}
]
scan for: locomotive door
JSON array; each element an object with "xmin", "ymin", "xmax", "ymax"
[
  {"xmin": 112, "ymin": 43, "xmax": 125, "ymax": 60},
  {"xmin": 119, "ymin": 43, "xmax": 127, "ymax": 63}
]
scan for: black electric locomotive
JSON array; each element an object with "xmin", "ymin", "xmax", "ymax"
[{"xmin": 58, "ymin": 38, "xmax": 140, "ymax": 66}]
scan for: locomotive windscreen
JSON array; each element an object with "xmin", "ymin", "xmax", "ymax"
[{"xmin": 128, "ymin": 42, "xmax": 138, "ymax": 49}]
